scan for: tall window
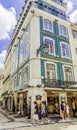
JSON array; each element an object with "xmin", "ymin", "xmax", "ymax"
[
  {"xmin": 76, "ymin": 48, "xmax": 77, "ymax": 55},
  {"xmin": 44, "ymin": 19, "xmax": 53, "ymax": 31},
  {"xmin": 24, "ymin": 66, "xmax": 28, "ymax": 83},
  {"xmin": 64, "ymin": 67, "xmax": 72, "ymax": 81},
  {"xmin": 18, "ymin": 72, "xmax": 22, "ymax": 86},
  {"xmin": 14, "ymin": 76, "xmax": 16, "ymax": 88},
  {"xmin": 61, "ymin": 43, "xmax": 70, "ymax": 58},
  {"xmin": 43, "ymin": 2, "xmax": 51, "ymax": 13},
  {"xmin": 45, "ymin": 38, "xmax": 55, "ymax": 54},
  {"xmin": 73, "ymin": 31, "xmax": 77, "ymax": 39},
  {"xmin": 59, "ymin": 25, "xmax": 68, "ymax": 36},
  {"xmin": 46, "ymin": 63, "xmax": 56, "ymax": 79},
  {"xmin": 19, "ymin": 24, "xmax": 30, "ymax": 65},
  {"xmin": 19, "ymin": 40, "xmax": 23, "ymax": 64}
]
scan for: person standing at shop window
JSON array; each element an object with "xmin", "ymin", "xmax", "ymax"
[
  {"xmin": 60, "ymin": 101, "xmax": 66, "ymax": 120},
  {"xmin": 72, "ymin": 98, "xmax": 76, "ymax": 117}
]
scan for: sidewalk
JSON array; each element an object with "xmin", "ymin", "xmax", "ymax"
[{"xmin": 0, "ymin": 107, "xmax": 77, "ymax": 124}]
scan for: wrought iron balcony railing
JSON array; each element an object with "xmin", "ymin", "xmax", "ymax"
[{"xmin": 43, "ymin": 79, "xmax": 77, "ymax": 89}]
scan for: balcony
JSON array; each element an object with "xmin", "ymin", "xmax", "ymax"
[
  {"xmin": 43, "ymin": 79, "xmax": 77, "ymax": 89},
  {"xmin": 52, "ymin": 0, "xmax": 67, "ymax": 7},
  {"xmin": 31, "ymin": 1, "xmax": 67, "ymax": 21}
]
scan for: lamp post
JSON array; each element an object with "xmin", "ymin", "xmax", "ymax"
[{"xmin": 37, "ymin": 42, "xmax": 49, "ymax": 56}]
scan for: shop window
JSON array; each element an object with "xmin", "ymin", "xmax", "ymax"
[
  {"xmin": 64, "ymin": 66, "xmax": 72, "ymax": 81},
  {"xmin": 43, "ymin": 19, "xmax": 53, "ymax": 32},
  {"xmin": 46, "ymin": 63, "xmax": 56, "ymax": 79}
]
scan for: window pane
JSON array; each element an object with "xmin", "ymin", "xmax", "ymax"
[
  {"xmin": 45, "ymin": 38, "xmax": 54, "ymax": 54},
  {"xmin": 46, "ymin": 63, "xmax": 56, "ymax": 79},
  {"xmin": 62, "ymin": 44, "xmax": 69, "ymax": 57},
  {"xmin": 24, "ymin": 66, "xmax": 28, "ymax": 82},
  {"xmin": 73, "ymin": 31, "xmax": 77, "ymax": 39},
  {"xmin": 44, "ymin": 19, "xmax": 52, "ymax": 31},
  {"xmin": 76, "ymin": 48, "xmax": 77, "ymax": 55},
  {"xmin": 60, "ymin": 25, "xmax": 67, "ymax": 36},
  {"xmin": 18, "ymin": 72, "xmax": 21, "ymax": 85},
  {"xmin": 64, "ymin": 67, "xmax": 72, "ymax": 81}
]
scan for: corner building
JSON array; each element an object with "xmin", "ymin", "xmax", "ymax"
[{"xmin": 2, "ymin": 0, "xmax": 77, "ymax": 118}]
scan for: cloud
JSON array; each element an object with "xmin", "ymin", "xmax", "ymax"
[
  {"xmin": 65, "ymin": 0, "xmax": 73, "ymax": 14},
  {"xmin": 0, "ymin": 50, "xmax": 7, "ymax": 70},
  {"xmin": 0, "ymin": 3, "xmax": 17, "ymax": 40},
  {"xmin": 70, "ymin": 10, "xmax": 77, "ymax": 23}
]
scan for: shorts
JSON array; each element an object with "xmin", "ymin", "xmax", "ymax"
[
  {"xmin": 41, "ymin": 113, "xmax": 46, "ymax": 118},
  {"xmin": 33, "ymin": 114, "xmax": 39, "ymax": 121}
]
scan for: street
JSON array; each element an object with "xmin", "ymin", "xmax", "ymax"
[{"xmin": 0, "ymin": 111, "xmax": 77, "ymax": 130}]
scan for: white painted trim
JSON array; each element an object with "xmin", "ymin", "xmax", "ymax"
[{"xmin": 40, "ymin": 57, "xmax": 73, "ymax": 65}]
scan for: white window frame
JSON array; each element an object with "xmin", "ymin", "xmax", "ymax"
[
  {"xmin": 45, "ymin": 61, "xmax": 57, "ymax": 79},
  {"xmin": 63, "ymin": 65, "xmax": 73, "ymax": 81},
  {"xmin": 60, "ymin": 42, "xmax": 70, "ymax": 59},
  {"xmin": 44, "ymin": 37, "xmax": 55, "ymax": 55},
  {"xmin": 43, "ymin": 18, "xmax": 53, "ymax": 32},
  {"xmin": 59, "ymin": 25, "xmax": 68, "ymax": 37}
]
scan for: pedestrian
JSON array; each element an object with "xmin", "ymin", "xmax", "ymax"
[
  {"xmin": 41, "ymin": 101, "xmax": 49, "ymax": 123},
  {"xmin": 60, "ymin": 101, "xmax": 65, "ymax": 120},
  {"xmin": 72, "ymin": 100, "xmax": 76, "ymax": 117},
  {"xmin": 65, "ymin": 103, "xmax": 70, "ymax": 119},
  {"xmin": 32, "ymin": 101, "xmax": 39, "ymax": 125}
]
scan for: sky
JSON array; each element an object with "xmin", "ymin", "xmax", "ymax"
[{"xmin": 0, "ymin": 0, "xmax": 77, "ymax": 70}]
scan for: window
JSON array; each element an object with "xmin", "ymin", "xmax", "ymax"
[
  {"xmin": 59, "ymin": 25, "xmax": 68, "ymax": 36},
  {"xmin": 19, "ymin": 40, "xmax": 23, "ymax": 64},
  {"xmin": 61, "ymin": 43, "xmax": 70, "ymax": 58},
  {"xmin": 24, "ymin": 66, "xmax": 28, "ymax": 82},
  {"xmin": 44, "ymin": 19, "xmax": 53, "ymax": 31},
  {"xmin": 18, "ymin": 72, "xmax": 22, "ymax": 86},
  {"xmin": 76, "ymin": 48, "xmax": 77, "ymax": 55},
  {"xmin": 73, "ymin": 31, "xmax": 77, "ymax": 39},
  {"xmin": 43, "ymin": 2, "xmax": 51, "ymax": 13},
  {"xmin": 64, "ymin": 67, "xmax": 72, "ymax": 81},
  {"xmin": 14, "ymin": 76, "xmax": 16, "ymax": 88},
  {"xmin": 46, "ymin": 63, "xmax": 56, "ymax": 79},
  {"xmin": 19, "ymin": 24, "xmax": 30, "ymax": 65},
  {"xmin": 45, "ymin": 38, "xmax": 55, "ymax": 54},
  {"xmin": 57, "ymin": 9, "xmax": 66, "ymax": 20}
]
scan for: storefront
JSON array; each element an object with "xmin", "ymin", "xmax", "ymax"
[{"xmin": 46, "ymin": 88, "xmax": 77, "ymax": 117}]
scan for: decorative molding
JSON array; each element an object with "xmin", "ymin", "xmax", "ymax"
[
  {"xmin": 40, "ymin": 30, "xmax": 69, "ymax": 42},
  {"xmin": 43, "ymin": 54, "xmax": 72, "ymax": 63}
]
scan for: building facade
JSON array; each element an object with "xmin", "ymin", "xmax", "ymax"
[{"xmin": 1, "ymin": 0, "xmax": 77, "ymax": 118}]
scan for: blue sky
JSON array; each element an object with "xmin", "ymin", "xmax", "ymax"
[{"xmin": 0, "ymin": 0, "xmax": 77, "ymax": 70}]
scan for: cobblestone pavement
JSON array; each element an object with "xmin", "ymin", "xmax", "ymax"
[{"xmin": 0, "ymin": 109, "xmax": 77, "ymax": 130}]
